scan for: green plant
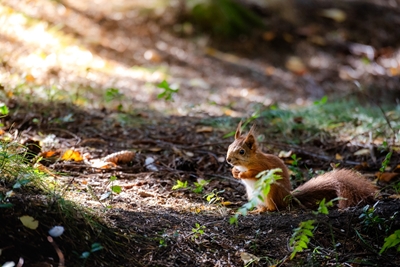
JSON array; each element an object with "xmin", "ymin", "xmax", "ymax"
[
  {"xmin": 223, "ymin": 111, "xmax": 260, "ymax": 138},
  {"xmin": 192, "ymin": 223, "xmax": 206, "ymax": 240},
  {"xmin": 156, "ymin": 80, "xmax": 179, "ymax": 101},
  {"xmin": 229, "ymin": 168, "xmax": 282, "ymax": 225},
  {"xmin": 289, "ymin": 219, "xmax": 315, "ymax": 260},
  {"xmin": 359, "ymin": 203, "xmax": 385, "ymax": 232},
  {"xmin": 79, "ymin": 242, "xmax": 104, "ymax": 266},
  {"xmin": 380, "ymin": 229, "xmax": 400, "ymax": 254},
  {"xmin": 99, "ymin": 176, "xmax": 121, "ymax": 205},
  {"xmin": 204, "ymin": 189, "xmax": 224, "ymax": 204},
  {"xmin": 104, "ymin": 88, "xmax": 124, "ymax": 111},
  {"xmin": 186, "ymin": 0, "xmax": 264, "ymax": 37},
  {"xmin": 172, "ymin": 180, "xmax": 188, "ymax": 190},
  {"xmin": 288, "ymin": 154, "xmax": 303, "ymax": 181},
  {"xmin": 314, "ymin": 197, "xmax": 342, "ymax": 215},
  {"xmin": 0, "ymin": 103, "xmax": 9, "ymax": 116},
  {"xmin": 192, "ymin": 179, "xmax": 209, "ymax": 193},
  {"xmin": 380, "ymin": 150, "xmax": 393, "ymax": 173}
]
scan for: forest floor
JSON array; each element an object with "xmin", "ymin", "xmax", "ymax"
[{"xmin": 1, "ymin": 0, "xmax": 400, "ymax": 266}]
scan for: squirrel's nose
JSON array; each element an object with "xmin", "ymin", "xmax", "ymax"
[{"xmin": 226, "ymin": 157, "xmax": 231, "ymax": 163}]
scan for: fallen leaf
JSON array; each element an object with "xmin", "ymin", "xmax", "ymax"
[
  {"xmin": 20, "ymin": 215, "xmax": 39, "ymax": 230},
  {"xmin": 25, "ymin": 74, "xmax": 35, "ymax": 82},
  {"xmin": 148, "ymin": 147, "xmax": 162, "ymax": 152},
  {"xmin": 285, "ymin": 56, "xmax": 307, "ymax": 75},
  {"xmin": 278, "ymin": 150, "xmax": 292, "ymax": 158},
  {"xmin": 240, "ymin": 252, "xmax": 260, "ymax": 265},
  {"xmin": 376, "ymin": 172, "xmax": 399, "ymax": 182},
  {"xmin": 353, "ymin": 148, "xmax": 370, "ymax": 156},
  {"xmin": 335, "ymin": 153, "xmax": 343, "ymax": 160},
  {"xmin": 262, "ymin": 31, "xmax": 276, "ymax": 41},
  {"xmin": 40, "ymin": 150, "xmax": 58, "ymax": 158},
  {"xmin": 61, "ymin": 149, "xmax": 83, "ymax": 161},
  {"xmin": 143, "ymin": 49, "xmax": 162, "ymax": 62},
  {"xmin": 320, "ymin": 8, "xmax": 346, "ymax": 22},
  {"xmin": 221, "ymin": 201, "xmax": 233, "ymax": 206},
  {"xmin": 196, "ymin": 126, "xmax": 213, "ymax": 133}
]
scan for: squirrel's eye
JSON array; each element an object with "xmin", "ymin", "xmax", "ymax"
[{"xmin": 239, "ymin": 149, "xmax": 245, "ymax": 155}]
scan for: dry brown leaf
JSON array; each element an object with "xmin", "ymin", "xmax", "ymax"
[
  {"xmin": 262, "ymin": 31, "xmax": 276, "ymax": 41},
  {"xmin": 240, "ymin": 252, "xmax": 260, "ymax": 265},
  {"xmin": 61, "ymin": 149, "xmax": 83, "ymax": 161},
  {"xmin": 196, "ymin": 126, "xmax": 213, "ymax": 133},
  {"xmin": 376, "ymin": 172, "xmax": 399, "ymax": 182},
  {"xmin": 285, "ymin": 56, "xmax": 307, "ymax": 75},
  {"xmin": 335, "ymin": 153, "xmax": 343, "ymax": 160}
]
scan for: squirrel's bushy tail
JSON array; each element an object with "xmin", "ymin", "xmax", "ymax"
[{"xmin": 292, "ymin": 169, "xmax": 376, "ymax": 209}]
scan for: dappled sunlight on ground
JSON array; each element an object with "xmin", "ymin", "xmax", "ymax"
[{"xmin": 2, "ymin": 0, "xmax": 399, "ymax": 118}]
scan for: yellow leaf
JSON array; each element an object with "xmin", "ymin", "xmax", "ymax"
[
  {"xmin": 335, "ymin": 153, "xmax": 343, "ymax": 160},
  {"xmin": 61, "ymin": 149, "xmax": 83, "ymax": 161},
  {"xmin": 221, "ymin": 201, "xmax": 233, "ymax": 206},
  {"xmin": 20, "ymin": 215, "xmax": 39, "ymax": 230},
  {"xmin": 25, "ymin": 74, "xmax": 35, "ymax": 82}
]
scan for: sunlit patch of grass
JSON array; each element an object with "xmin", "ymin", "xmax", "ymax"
[{"xmin": 257, "ymin": 98, "xmax": 400, "ymax": 145}]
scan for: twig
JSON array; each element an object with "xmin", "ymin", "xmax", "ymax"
[{"xmin": 48, "ymin": 236, "xmax": 65, "ymax": 267}]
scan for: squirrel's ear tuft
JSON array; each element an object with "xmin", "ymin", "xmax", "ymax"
[
  {"xmin": 244, "ymin": 133, "xmax": 256, "ymax": 150},
  {"xmin": 234, "ymin": 121, "xmax": 243, "ymax": 139},
  {"xmin": 248, "ymin": 124, "xmax": 256, "ymax": 135}
]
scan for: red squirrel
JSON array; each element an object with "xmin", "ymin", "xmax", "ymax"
[{"xmin": 226, "ymin": 122, "xmax": 377, "ymax": 211}]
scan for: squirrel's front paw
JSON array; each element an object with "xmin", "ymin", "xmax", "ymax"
[{"xmin": 232, "ymin": 167, "xmax": 241, "ymax": 178}]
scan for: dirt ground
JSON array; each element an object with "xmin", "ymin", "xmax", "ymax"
[{"xmin": 1, "ymin": 0, "xmax": 400, "ymax": 266}]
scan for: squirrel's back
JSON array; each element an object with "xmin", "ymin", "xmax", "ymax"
[{"xmin": 292, "ymin": 169, "xmax": 376, "ymax": 209}]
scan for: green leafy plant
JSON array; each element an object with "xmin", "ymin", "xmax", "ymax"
[
  {"xmin": 192, "ymin": 179, "xmax": 209, "ymax": 193},
  {"xmin": 315, "ymin": 197, "xmax": 342, "ymax": 215},
  {"xmin": 80, "ymin": 242, "xmax": 104, "ymax": 266},
  {"xmin": 230, "ymin": 168, "xmax": 282, "ymax": 225},
  {"xmin": 224, "ymin": 111, "xmax": 260, "ymax": 138},
  {"xmin": 380, "ymin": 150, "xmax": 393, "ymax": 173},
  {"xmin": 313, "ymin": 95, "xmax": 328, "ymax": 105},
  {"xmin": 359, "ymin": 203, "xmax": 385, "ymax": 232},
  {"xmin": 104, "ymin": 88, "xmax": 124, "ymax": 102},
  {"xmin": 0, "ymin": 103, "xmax": 9, "ymax": 116},
  {"xmin": 289, "ymin": 219, "xmax": 315, "ymax": 260},
  {"xmin": 187, "ymin": 0, "xmax": 264, "ymax": 37},
  {"xmin": 380, "ymin": 229, "xmax": 400, "ymax": 254},
  {"xmin": 157, "ymin": 80, "xmax": 179, "ymax": 101},
  {"xmin": 204, "ymin": 189, "xmax": 224, "ymax": 204},
  {"xmin": 288, "ymin": 154, "xmax": 303, "ymax": 181},
  {"xmin": 172, "ymin": 180, "xmax": 188, "ymax": 190},
  {"xmin": 192, "ymin": 223, "xmax": 206, "ymax": 240},
  {"xmin": 104, "ymin": 88, "xmax": 124, "ymax": 111}
]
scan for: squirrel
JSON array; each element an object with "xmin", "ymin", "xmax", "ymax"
[{"xmin": 226, "ymin": 122, "xmax": 377, "ymax": 212}]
